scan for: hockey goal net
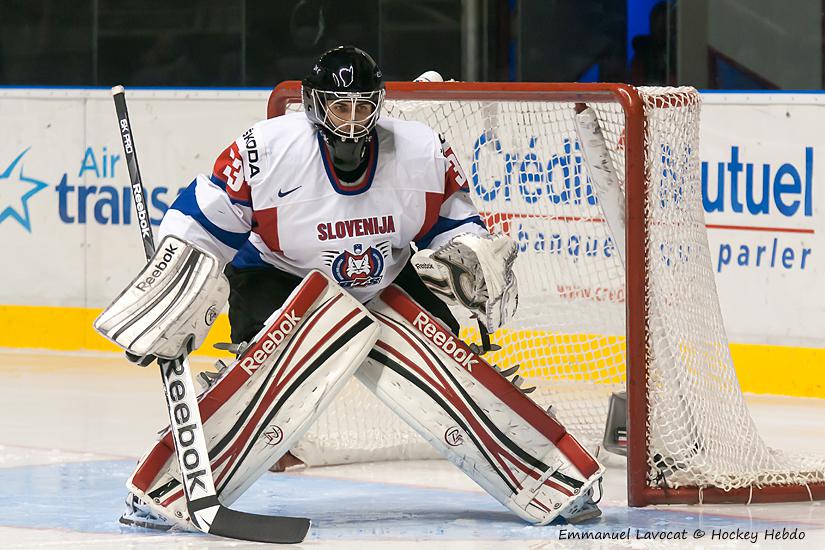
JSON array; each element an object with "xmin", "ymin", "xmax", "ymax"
[{"xmin": 267, "ymin": 81, "xmax": 825, "ymax": 506}]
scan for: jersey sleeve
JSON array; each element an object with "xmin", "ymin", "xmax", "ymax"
[
  {"xmin": 414, "ymin": 134, "xmax": 488, "ymax": 251},
  {"xmin": 158, "ymin": 134, "xmax": 255, "ymax": 264}
]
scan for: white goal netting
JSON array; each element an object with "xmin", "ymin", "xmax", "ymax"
[{"xmin": 281, "ymin": 84, "xmax": 825, "ymax": 499}]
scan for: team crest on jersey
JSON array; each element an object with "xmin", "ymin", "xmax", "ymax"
[{"xmin": 324, "ymin": 242, "xmax": 389, "ymax": 288}]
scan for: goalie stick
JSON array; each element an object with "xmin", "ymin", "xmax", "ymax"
[
  {"xmin": 573, "ymin": 103, "xmax": 626, "ymax": 267},
  {"xmin": 572, "ymin": 102, "xmax": 704, "ymax": 472},
  {"xmin": 111, "ymin": 85, "xmax": 310, "ymax": 544}
]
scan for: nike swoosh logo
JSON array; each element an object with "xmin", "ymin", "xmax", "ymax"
[{"xmin": 277, "ymin": 186, "xmax": 302, "ymax": 198}]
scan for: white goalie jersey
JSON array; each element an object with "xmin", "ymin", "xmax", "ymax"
[{"xmin": 159, "ymin": 112, "xmax": 488, "ymax": 303}]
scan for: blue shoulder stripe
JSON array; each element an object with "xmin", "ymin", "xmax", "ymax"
[
  {"xmin": 170, "ymin": 181, "xmax": 250, "ymax": 250},
  {"xmin": 415, "ymin": 215, "xmax": 485, "ymax": 249},
  {"xmin": 209, "ymin": 174, "xmax": 252, "ymax": 207},
  {"xmin": 231, "ymin": 241, "xmax": 270, "ymax": 269}
]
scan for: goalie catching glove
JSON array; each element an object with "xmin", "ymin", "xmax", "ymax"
[
  {"xmin": 413, "ymin": 232, "xmax": 518, "ymax": 332},
  {"xmin": 94, "ymin": 235, "xmax": 229, "ymax": 361}
]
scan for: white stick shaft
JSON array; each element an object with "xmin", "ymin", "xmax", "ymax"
[
  {"xmin": 161, "ymin": 357, "xmax": 220, "ymax": 529},
  {"xmin": 574, "ymin": 107, "xmax": 627, "ymax": 267}
]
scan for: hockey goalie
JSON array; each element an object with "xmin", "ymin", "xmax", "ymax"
[{"xmin": 95, "ymin": 45, "xmax": 604, "ymax": 531}]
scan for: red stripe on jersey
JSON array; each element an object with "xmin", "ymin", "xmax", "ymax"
[
  {"xmin": 442, "ymin": 143, "xmax": 469, "ymax": 199},
  {"xmin": 414, "ymin": 191, "xmax": 443, "ymax": 242},
  {"xmin": 213, "ymin": 142, "xmax": 251, "ymax": 204},
  {"xmin": 252, "ymin": 207, "xmax": 281, "ymax": 252}
]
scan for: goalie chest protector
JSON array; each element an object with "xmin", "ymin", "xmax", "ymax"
[{"xmin": 219, "ymin": 113, "xmax": 458, "ymax": 303}]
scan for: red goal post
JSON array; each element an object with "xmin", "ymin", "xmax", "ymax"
[{"xmin": 267, "ymin": 81, "xmax": 825, "ymax": 507}]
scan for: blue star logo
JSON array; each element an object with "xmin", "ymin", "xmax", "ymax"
[{"xmin": 0, "ymin": 148, "xmax": 49, "ymax": 232}]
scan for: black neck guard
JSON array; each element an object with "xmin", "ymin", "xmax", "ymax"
[{"xmin": 322, "ymin": 130, "xmax": 371, "ymax": 178}]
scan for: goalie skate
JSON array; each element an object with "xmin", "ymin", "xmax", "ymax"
[
  {"xmin": 119, "ymin": 492, "xmax": 174, "ymax": 531},
  {"xmin": 559, "ymin": 484, "xmax": 602, "ymax": 524}
]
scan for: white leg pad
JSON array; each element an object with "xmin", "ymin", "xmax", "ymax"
[
  {"xmin": 127, "ymin": 271, "xmax": 379, "ymax": 528},
  {"xmin": 359, "ymin": 285, "xmax": 605, "ymax": 525}
]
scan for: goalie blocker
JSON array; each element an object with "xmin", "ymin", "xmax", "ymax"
[
  {"xmin": 359, "ymin": 286, "xmax": 604, "ymax": 524},
  {"xmin": 126, "ymin": 270, "xmax": 379, "ymax": 529},
  {"xmin": 94, "ymin": 235, "xmax": 230, "ymax": 361}
]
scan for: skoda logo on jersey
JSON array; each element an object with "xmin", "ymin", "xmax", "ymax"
[
  {"xmin": 328, "ymin": 243, "xmax": 385, "ymax": 288},
  {"xmin": 0, "ymin": 148, "xmax": 49, "ymax": 232}
]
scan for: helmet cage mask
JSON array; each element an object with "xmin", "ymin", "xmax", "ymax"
[{"xmin": 309, "ymin": 88, "xmax": 385, "ymax": 141}]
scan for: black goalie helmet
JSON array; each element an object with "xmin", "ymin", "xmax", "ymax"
[{"xmin": 302, "ymin": 46, "xmax": 385, "ymax": 141}]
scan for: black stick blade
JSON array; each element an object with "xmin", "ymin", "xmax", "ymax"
[{"xmin": 210, "ymin": 507, "xmax": 310, "ymax": 544}]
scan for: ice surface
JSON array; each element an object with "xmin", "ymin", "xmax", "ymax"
[{"xmin": 1, "ymin": 351, "xmax": 822, "ymax": 549}]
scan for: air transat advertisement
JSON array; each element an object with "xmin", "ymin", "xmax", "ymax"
[
  {"xmin": 0, "ymin": 89, "xmax": 266, "ymax": 309},
  {"xmin": 0, "ymin": 89, "xmax": 821, "ymax": 396}
]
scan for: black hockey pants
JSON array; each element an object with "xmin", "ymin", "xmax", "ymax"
[{"xmin": 225, "ymin": 251, "xmax": 460, "ymax": 345}]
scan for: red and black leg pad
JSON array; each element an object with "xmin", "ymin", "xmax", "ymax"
[
  {"xmin": 127, "ymin": 270, "xmax": 380, "ymax": 528},
  {"xmin": 358, "ymin": 285, "xmax": 604, "ymax": 525}
]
